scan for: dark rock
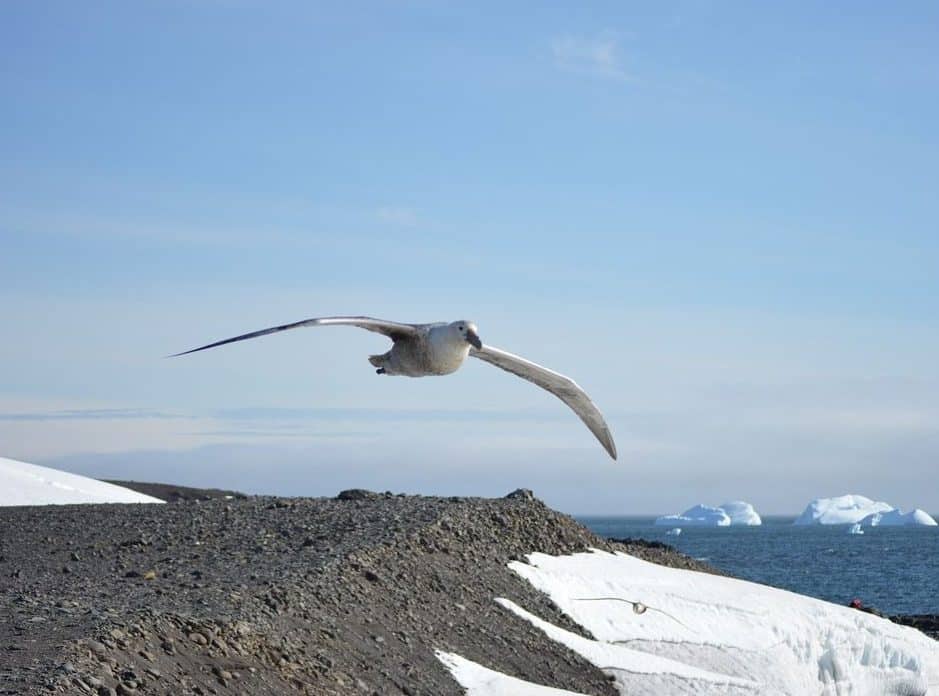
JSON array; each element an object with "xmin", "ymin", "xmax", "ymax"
[
  {"xmin": 609, "ymin": 537, "xmax": 676, "ymax": 552},
  {"xmin": 336, "ymin": 489, "xmax": 379, "ymax": 501},
  {"xmin": 101, "ymin": 480, "xmax": 247, "ymax": 503},
  {"xmin": 891, "ymin": 614, "xmax": 939, "ymax": 640},
  {"xmin": 505, "ymin": 488, "xmax": 535, "ymax": 501}
]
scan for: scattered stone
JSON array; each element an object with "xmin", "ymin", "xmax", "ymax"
[{"xmin": 188, "ymin": 632, "xmax": 208, "ymax": 646}]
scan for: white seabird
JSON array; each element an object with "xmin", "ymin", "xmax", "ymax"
[{"xmin": 172, "ymin": 316, "xmax": 617, "ymax": 459}]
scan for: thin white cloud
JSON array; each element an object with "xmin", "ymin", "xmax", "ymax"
[
  {"xmin": 376, "ymin": 206, "xmax": 418, "ymax": 227},
  {"xmin": 551, "ymin": 34, "xmax": 632, "ymax": 82}
]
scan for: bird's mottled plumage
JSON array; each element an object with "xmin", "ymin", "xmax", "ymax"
[{"xmin": 172, "ymin": 316, "xmax": 616, "ymax": 459}]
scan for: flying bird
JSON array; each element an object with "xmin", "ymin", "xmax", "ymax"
[{"xmin": 171, "ymin": 316, "xmax": 616, "ymax": 459}]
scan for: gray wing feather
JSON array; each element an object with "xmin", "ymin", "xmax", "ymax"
[
  {"xmin": 170, "ymin": 316, "xmax": 420, "ymax": 357},
  {"xmin": 470, "ymin": 345, "xmax": 617, "ymax": 460}
]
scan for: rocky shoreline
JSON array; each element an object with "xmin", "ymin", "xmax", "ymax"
[{"xmin": 1, "ymin": 487, "xmax": 934, "ymax": 695}]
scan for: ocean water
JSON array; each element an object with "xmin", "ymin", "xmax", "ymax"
[{"xmin": 577, "ymin": 516, "xmax": 939, "ymax": 616}]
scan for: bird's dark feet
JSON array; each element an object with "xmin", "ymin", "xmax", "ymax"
[{"xmin": 375, "ymin": 368, "xmax": 386, "ymax": 374}]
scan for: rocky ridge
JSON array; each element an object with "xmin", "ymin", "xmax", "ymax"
[{"xmin": 0, "ymin": 489, "xmax": 715, "ymax": 695}]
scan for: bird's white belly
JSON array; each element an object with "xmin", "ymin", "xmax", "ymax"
[
  {"xmin": 429, "ymin": 349, "xmax": 466, "ymax": 375},
  {"xmin": 392, "ymin": 340, "xmax": 468, "ymax": 376}
]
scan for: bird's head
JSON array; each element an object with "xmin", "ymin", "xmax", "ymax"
[{"xmin": 450, "ymin": 320, "xmax": 482, "ymax": 349}]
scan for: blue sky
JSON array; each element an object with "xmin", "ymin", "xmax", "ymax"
[{"xmin": 2, "ymin": 1, "xmax": 938, "ymax": 514}]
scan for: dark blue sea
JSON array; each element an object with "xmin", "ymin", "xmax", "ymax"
[{"xmin": 577, "ymin": 516, "xmax": 939, "ymax": 615}]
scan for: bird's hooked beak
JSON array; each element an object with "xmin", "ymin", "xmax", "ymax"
[{"xmin": 465, "ymin": 329, "xmax": 482, "ymax": 349}]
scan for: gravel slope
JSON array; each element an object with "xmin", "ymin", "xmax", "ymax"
[{"xmin": 1, "ymin": 489, "xmax": 717, "ymax": 696}]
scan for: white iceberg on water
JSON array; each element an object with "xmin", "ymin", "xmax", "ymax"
[
  {"xmin": 794, "ymin": 494, "xmax": 891, "ymax": 525},
  {"xmin": 0, "ymin": 456, "xmax": 163, "ymax": 506},
  {"xmin": 654, "ymin": 501, "xmax": 761, "ymax": 527},
  {"xmin": 847, "ymin": 523, "xmax": 864, "ymax": 535},
  {"xmin": 716, "ymin": 500, "xmax": 762, "ymax": 525},
  {"xmin": 794, "ymin": 494, "xmax": 936, "ymax": 526},
  {"xmin": 860, "ymin": 508, "xmax": 937, "ymax": 527},
  {"xmin": 655, "ymin": 504, "xmax": 730, "ymax": 528}
]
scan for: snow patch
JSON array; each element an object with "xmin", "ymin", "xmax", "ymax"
[
  {"xmin": 0, "ymin": 456, "xmax": 163, "ymax": 506},
  {"xmin": 435, "ymin": 652, "xmax": 587, "ymax": 695},
  {"xmin": 496, "ymin": 549, "xmax": 939, "ymax": 695},
  {"xmin": 495, "ymin": 597, "xmax": 756, "ymax": 690},
  {"xmin": 443, "ymin": 550, "xmax": 939, "ymax": 695}
]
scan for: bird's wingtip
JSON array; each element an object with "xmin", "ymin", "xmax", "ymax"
[{"xmin": 605, "ymin": 437, "xmax": 618, "ymax": 461}]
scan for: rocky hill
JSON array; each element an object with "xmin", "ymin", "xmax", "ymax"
[{"xmin": 0, "ymin": 489, "xmax": 713, "ymax": 695}]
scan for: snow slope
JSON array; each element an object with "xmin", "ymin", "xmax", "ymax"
[
  {"xmin": 441, "ymin": 550, "xmax": 939, "ymax": 695},
  {"xmin": 436, "ymin": 652, "xmax": 585, "ymax": 696},
  {"xmin": 0, "ymin": 456, "xmax": 163, "ymax": 506}
]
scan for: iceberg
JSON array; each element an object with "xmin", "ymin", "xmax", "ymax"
[
  {"xmin": 794, "ymin": 494, "xmax": 892, "ymax": 525},
  {"xmin": 654, "ymin": 501, "xmax": 762, "ymax": 527},
  {"xmin": 717, "ymin": 500, "xmax": 762, "ymax": 525},
  {"xmin": 654, "ymin": 504, "xmax": 730, "ymax": 528},
  {"xmin": 847, "ymin": 523, "xmax": 864, "ymax": 535},
  {"xmin": 859, "ymin": 508, "xmax": 937, "ymax": 527},
  {"xmin": 794, "ymin": 494, "xmax": 935, "ymax": 526},
  {"xmin": 0, "ymin": 456, "xmax": 163, "ymax": 506}
]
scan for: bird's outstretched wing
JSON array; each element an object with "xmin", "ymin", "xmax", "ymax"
[
  {"xmin": 469, "ymin": 345, "xmax": 617, "ymax": 460},
  {"xmin": 169, "ymin": 316, "xmax": 420, "ymax": 357}
]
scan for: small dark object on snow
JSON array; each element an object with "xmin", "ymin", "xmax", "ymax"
[{"xmin": 849, "ymin": 598, "xmax": 885, "ymax": 618}]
